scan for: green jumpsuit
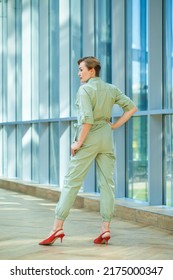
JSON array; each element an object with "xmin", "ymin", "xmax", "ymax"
[{"xmin": 55, "ymin": 77, "xmax": 136, "ymax": 222}]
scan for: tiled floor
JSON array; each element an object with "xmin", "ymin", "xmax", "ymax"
[{"xmin": 0, "ymin": 188, "xmax": 173, "ymax": 260}]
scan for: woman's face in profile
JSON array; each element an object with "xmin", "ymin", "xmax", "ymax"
[{"xmin": 78, "ymin": 61, "xmax": 94, "ymax": 83}]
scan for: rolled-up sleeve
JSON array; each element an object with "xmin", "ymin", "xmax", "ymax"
[
  {"xmin": 76, "ymin": 87, "xmax": 94, "ymax": 124},
  {"xmin": 114, "ymin": 88, "xmax": 136, "ymax": 112}
]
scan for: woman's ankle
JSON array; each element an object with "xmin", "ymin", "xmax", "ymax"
[
  {"xmin": 102, "ymin": 222, "xmax": 110, "ymax": 233},
  {"xmin": 52, "ymin": 219, "xmax": 64, "ymax": 232}
]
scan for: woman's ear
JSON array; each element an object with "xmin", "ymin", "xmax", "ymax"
[{"xmin": 90, "ymin": 68, "xmax": 96, "ymax": 77}]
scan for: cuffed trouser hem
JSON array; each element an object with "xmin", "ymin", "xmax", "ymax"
[
  {"xmin": 102, "ymin": 220, "xmax": 112, "ymax": 223},
  {"xmin": 101, "ymin": 214, "xmax": 114, "ymax": 223},
  {"xmin": 54, "ymin": 215, "xmax": 66, "ymax": 221}
]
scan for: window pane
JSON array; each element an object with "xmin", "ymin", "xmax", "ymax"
[
  {"xmin": 2, "ymin": 126, "xmax": 7, "ymax": 176},
  {"xmin": 126, "ymin": 0, "xmax": 148, "ymax": 110},
  {"xmin": 126, "ymin": 116, "xmax": 148, "ymax": 201},
  {"xmin": 31, "ymin": 0, "xmax": 39, "ymax": 119},
  {"xmin": 49, "ymin": 122, "xmax": 59, "ymax": 185},
  {"xmin": 164, "ymin": 0, "xmax": 173, "ymax": 108},
  {"xmin": 95, "ymin": 0, "xmax": 111, "ymax": 82},
  {"xmin": 0, "ymin": 126, "xmax": 2, "ymax": 175},
  {"xmin": 31, "ymin": 124, "xmax": 39, "ymax": 182},
  {"xmin": 1, "ymin": 0, "xmax": 7, "ymax": 122},
  {"xmin": 49, "ymin": 0, "xmax": 59, "ymax": 118},
  {"xmin": 164, "ymin": 115, "xmax": 173, "ymax": 206},
  {"xmin": 16, "ymin": 0, "xmax": 22, "ymax": 121},
  {"xmin": 22, "ymin": 0, "xmax": 32, "ymax": 121},
  {"xmin": 16, "ymin": 125, "xmax": 22, "ymax": 179},
  {"xmin": 70, "ymin": 0, "xmax": 82, "ymax": 116}
]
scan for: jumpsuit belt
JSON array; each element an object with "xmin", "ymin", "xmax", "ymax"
[{"xmin": 73, "ymin": 118, "xmax": 110, "ymax": 142}]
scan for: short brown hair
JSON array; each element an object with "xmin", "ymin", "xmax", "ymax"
[{"xmin": 77, "ymin": 56, "xmax": 101, "ymax": 77}]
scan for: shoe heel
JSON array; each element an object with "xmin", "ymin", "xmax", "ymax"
[
  {"xmin": 60, "ymin": 234, "xmax": 65, "ymax": 243},
  {"xmin": 94, "ymin": 231, "xmax": 111, "ymax": 245},
  {"xmin": 39, "ymin": 229, "xmax": 65, "ymax": 246},
  {"xmin": 104, "ymin": 236, "xmax": 110, "ymax": 245}
]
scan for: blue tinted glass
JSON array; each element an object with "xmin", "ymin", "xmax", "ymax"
[
  {"xmin": 95, "ymin": 0, "xmax": 112, "ymax": 82},
  {"xmin": 49, "ymin": 122, "xmax": 59, "ymax": 185},
  {"xmin": 31, "ymin": 124, "xmax": 39, "ymax": 182},
  {"xmin": 164, "ymin": 0, "xmax": 173, "ymax": 108},
  {"xmin": 126, "ymin": 0, "xmax": 148, "ymax": 202},
  {"xmin": 70, "ymin": 0, "xmax": 82, "ymax": 116},
  {"xmin": 126, "ymin": 0, "xmax": 148, "ymax": 110},
  {"xmin": 164, "ymin": 115, "xmax": 173, "ymax": 206},
  {"xmin": 126, "ymin": 116, "xmax": 148, "ymax": 202},
  {"xmin": 49, "ymin": 0, "xmax": 59, "ymax": 118}
]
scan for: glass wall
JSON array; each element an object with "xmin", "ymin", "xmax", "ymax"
[
  {"xmin": 126, "ymin": 117, "xmax": 148, "ymax": 201},
  {"xmin": 0, "ymin": 0, "xmax": 172, "ymax": 208},
  {"xmin": 0, "ymin": 0, "xmax": 113, "ymax": 188},
  {"xmin": 126, "ymin": 0, "xmax": 148, "ymax": 201},
  {"xmin": 70, "ymin": 0, "xmax": 82, "ymax": 116},
  {"xmin": 0, "ymin": 0, "xmax": 62, "ymax": 184},
  {"xmin": 164, "ymin": 0, "xmax": 173, "ymax": 109},
  {"xmin": 163, "ymin": 0, "xmax": 173, "ymax": 206},
  {"xmin": 49, "ymin": 0, "xmax": 59, "ymax": 118},
  {"xmin": 95, "ymin": 0, "xmax": 112, "ymax": 82},
  {"xmin": 164, "ymin": 116, "xmax": 173, "ymax": 206},
  {"xmin": 126, "ymin": 0, "xmax": 148, "ymax": 111}
]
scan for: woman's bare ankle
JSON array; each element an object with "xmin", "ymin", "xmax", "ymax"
[{"xmin": 102, "ymin": 222, "xmax": 110, "ymax": 233}]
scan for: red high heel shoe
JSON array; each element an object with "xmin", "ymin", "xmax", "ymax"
[
  {"xmin": 94, "ymin": 231, "xmax": 110, "ymax": 245},
  {"xmin": 39, "ymin": 229, "xmax": 65, "ymax": 245}
]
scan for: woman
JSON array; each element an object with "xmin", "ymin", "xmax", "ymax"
[{"xmin": 39, "ymin": 56, "xmax": 137, "ymax": 245}]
